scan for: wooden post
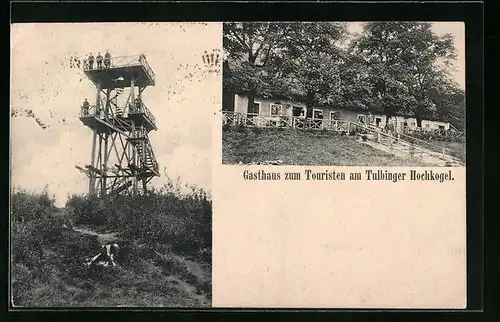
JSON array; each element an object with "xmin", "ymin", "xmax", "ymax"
[
  {"xmin": 347, "ymin": 122, "xmax": 351, "ymax": 135},
  {"xmin": 130, "ymin": 76, "xmax": 135, "ymax": 113},
  {"xmin": 103, "ymin": 132, "xmax": 108, "ymax": 194},
  {"xmin": 142, "ymin": 127, "xmax": 147, "ymax": 168},
  {"xmin": 89, "ymin": 131, "xmax": 97, "ymax": 195},
  {"xmin": 95, "ymin": 82, "xmax": 101, "ymax": 118}
]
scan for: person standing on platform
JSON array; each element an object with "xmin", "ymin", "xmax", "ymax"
[
  {"xmin": 96, "ymin": 52, "xmax": 103, "ymax": 69},
  {"xmin": 134, "ymin": 97, "xmax": 141, "ymax": 112},
  {"xmin": 104, "ymin": 51, "xmax": 111, "ymax": 68},
  {"xmin": 88, "ymin": 53, "xmax": 94, "ymax": 70},
  {"xmin": 82, "ymin": 98, "xmax": 90, "ymax": 115}
]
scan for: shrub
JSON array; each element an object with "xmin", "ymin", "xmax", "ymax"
[
  {"xmin": 251, "ymin": 126, "xmax": 263, "ymax": 134},
  {"xmin": 235, "ymin": 124, "xmax": 246, "ymax": 132},
  {"xmin": 65, "ymin": 178, "xmax": 212, "ymax": 259},
  {"xmin": 11, "ymin": 187, "xmax": 56, "ymax": 223},
  {"xmin": 67, "ymin": 194, "xmax": 110, "ymax": 226},
  {"xmin": 11, "ymin": 263, "xmax": 32, "ymax": 306}
]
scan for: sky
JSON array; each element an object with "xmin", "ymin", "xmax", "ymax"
[
  {"xmin": 11, "ymin": 23, "xmax": 221, "ymax": 206},
  {"xmin": 10, "ymin": 22, "xmax": 464, "ymax": 206}
]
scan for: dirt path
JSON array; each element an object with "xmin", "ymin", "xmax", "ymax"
[
  {"xmin": 73, "ymin": 225, "xmax": 212, "ymax": 307},
  {"xmin": 72, "ymin": 225, "xmax": 120, "ymax": 245}
]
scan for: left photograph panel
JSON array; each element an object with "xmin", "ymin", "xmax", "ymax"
[{"xmin": 10, "ymin": 22, "xmax": 220, "ymax": 307}]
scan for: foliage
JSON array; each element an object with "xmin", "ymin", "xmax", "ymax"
[
  {"xmin": 11, "ymin": 182, "xmax": 212, "ymax": 307},
  {"xmin": 355, "ymin": 22, "xmax": 457, "ymax": 124},
  {"xmin": 66, "ymin": 178, "xmax": 212, "ymax": 260},
  {"xmin": 224, "ymin": 22, "xmax": 464, "ymax": 128},
  {"xmin": 10, "ymin": 186, "xmax": 56, "ymax": 223}
]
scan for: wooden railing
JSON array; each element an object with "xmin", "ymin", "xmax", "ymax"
[
  {"xmin": 83, "ymin": 54, "xmax": 155, "ymax": 84},
  {"xmin": 222, "ymin": 111, "xmax": 464, "ymax": 165},
  {"xmin": 129, "ymin": 101, "xmax": 156, "ymax": 128},
  {"xmin": 398, "ymin": 125, "xmax": 465, "ymax": 139},
  {"xmin": 354, "ymin": 122, "xmax": 463, "ymax": 165},
  {"xmin": 79, "ymin": 105, "xmax": 102, "ymax": 118},
  {"xmin": 80, "ymin": 103, "xmax": 156, "ymax": 130},
  {"xmin": 222, "ymin": 112, "xmax": 353, "ymax": 132}
]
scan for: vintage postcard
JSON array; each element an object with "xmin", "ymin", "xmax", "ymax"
[{"xmin": 10, "ymin": 20, "xmax": 468, "ymax": 309}]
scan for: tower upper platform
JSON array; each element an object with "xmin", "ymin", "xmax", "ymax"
[{"xmin": 84, "ymin": 54, "xmax": 155, "ymax": 89}]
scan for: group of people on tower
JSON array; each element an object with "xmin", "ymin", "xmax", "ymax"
[
  {"xmin": 81, "ymin": 97, "xmax": 143, "ymax": 116},
  {"xmin": 86, "ymin": 51, "xmax": 112, "ymax": 70}
]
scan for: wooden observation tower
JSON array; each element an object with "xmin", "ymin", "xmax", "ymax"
[{"xmin": 77, "ymin": 54, "xmax": 160, "ymax": 197}]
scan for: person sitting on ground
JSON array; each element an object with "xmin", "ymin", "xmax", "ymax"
[
  {"xmin": 88, "ymin": 243, "xmax": 120, "ymax": 267},
  {"xmin": 96, "ymin": 52, "xmax": 103, "ymax": 69},
  {"xmin": 104, "ymin": 51, "xmax": 111, "ymax": 68}
]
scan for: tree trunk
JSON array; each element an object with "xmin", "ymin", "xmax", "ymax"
[
  {"xmin": 305, "ymin": 92, "xmax": 315, "ymax": 118},
  {"xmin": 384, "ymin": 105, "xmax": 395, "ymax": 123},
  {"xmin": 415, "ymin": 104, "xmax": 423, "ymax": 127},
  {"xmin": 415, "ymin": 115, "xmax": 423, "ymax": 128},
  {"xmin": 247, "ymin": 90, "xmax": 256, "ymax": 115}
]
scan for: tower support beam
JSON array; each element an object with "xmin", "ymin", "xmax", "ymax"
[{"xmin": 78, "ymin": 54, "xmax": 160, "ymax": 197}]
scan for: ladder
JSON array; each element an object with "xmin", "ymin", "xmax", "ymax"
[{"xmin": 127, "ymin": 137, "xmax": 158, "ymax": 172}]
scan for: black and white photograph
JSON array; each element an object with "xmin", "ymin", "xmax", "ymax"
[
  {"xmin": 10, "ymin": 22, "xmax": 218, "ymax": 307},
  {"xmin": 222, "ymin": 22, "xmax": 466, "ymax": 167}
]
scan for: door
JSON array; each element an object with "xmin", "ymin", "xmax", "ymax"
[
  {"xmin": 248, "ymin": 102, "xmax": 260, "ymax": 118},
  {"xmin": 357, "ymin": 115, "xmax": 367, "ymax": 124}
]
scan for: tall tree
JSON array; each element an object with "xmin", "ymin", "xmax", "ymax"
[
  {"xmin": 223, "ymin": 23, "xmax": 291, "ymax": 112},
  {"xmin": 277, "ymin": 22, "xmax": 348, "ymax": 113},
  {"xmin": 429, "ymin": 77, "xmax": 465, "ymax": 130},
  {"xmin": 355, "ymin": 22, "xmax": 457, "ymax": 126}
]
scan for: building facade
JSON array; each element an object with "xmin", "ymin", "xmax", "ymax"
[{"xmin": 229, "ymin": 93, "xmax": 450, "ymax": 131}]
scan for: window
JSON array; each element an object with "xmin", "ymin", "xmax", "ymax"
[
  {"xmin": 313, "ymin": 109, "xmax": 323, "ymax": 119},
  {"xmin": 411, "ymin": 122, "xmax": 416, "ymax": 126},
  {"xmin": 375, "ymin": 117, "xmax": 382, "ymax": 126},
  {"xmin": 292, "ymin": 106, "xmax": 304, "ymax": 117},
  {"xmin": 330, "ymin": 111, "xmax": 340, "ymax": 120},
  {"xmin": 357, "ymin": 114, "xmax": 367, "ymax": 124},
  {"xmin": 270, "ymin": 103, "xmax": 282, "ymax": 116},
  {"xmin": 425, "ymin": 124, "xmax": 430, "ymax": 128},
  {"xmin": 248, "ymin": 101, "xmax": 261, "ymax": 116}
]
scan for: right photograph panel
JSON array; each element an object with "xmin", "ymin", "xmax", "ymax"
[
  {"xmin": 214, "ymin": 21, "xmax": 466, "ymax": 309},
  {"xmin": 221, "ymin": 22, "xmax": 465, "ymax": 167}
]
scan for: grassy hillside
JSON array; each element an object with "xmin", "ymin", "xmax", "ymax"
[
  {"xmin": 10, "ymin": 182, "xmax": 212, "ymax": 307},
  {"xmin": 222, "ymin": 127, "xmax": 426, "ymax": 166}
]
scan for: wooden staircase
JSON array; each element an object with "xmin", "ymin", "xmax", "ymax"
[
  {"xmin": 354, "ymin": 122, "xmax": 464, "ymax": 166},
  {"xmin": 127, "ymin": 137, "xmax": 159, "ymax": 175}
]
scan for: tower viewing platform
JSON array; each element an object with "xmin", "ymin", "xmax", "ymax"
[{"xmin": 84, "ymin": 54, "xmax": 155, "ymax": 89}]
